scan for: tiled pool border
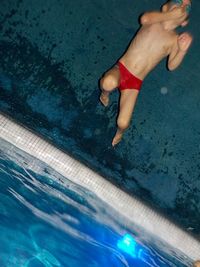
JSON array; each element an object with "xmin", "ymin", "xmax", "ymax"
[{"xmin": 0, "ymin": 112, "xmax": 199, "ymax": 261}]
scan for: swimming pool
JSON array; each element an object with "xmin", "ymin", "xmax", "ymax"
[
  {"xmin": 0, "ymin": 0, "xmax": 200, "ymax": 265},
  {"xmin": 1, "ymin": 0, "xmax": 200, "ymax": 237},
  {"xmin": 0, "ymin": 114, "xmax": 199, "ymax": 266}
]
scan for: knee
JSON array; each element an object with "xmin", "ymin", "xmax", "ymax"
[
  {"xmin": 117, "ymin": 117, "xmax": 130, "ymax": 131},
  {"xmin": 100, "ymin": 74, "xmax": 117, "ymax": 91}
]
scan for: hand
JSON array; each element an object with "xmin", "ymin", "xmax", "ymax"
[
  {"xmin": 170, "ymin": 5, "xmax": 187, "ymax": 18},
  {"xmin": 178, "ymin": 32, "xmax": 193, "ymax": 52}
]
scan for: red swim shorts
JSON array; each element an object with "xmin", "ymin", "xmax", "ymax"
[{"xmin": 118, "ymin": 61, "xmax": 143, "ymax": 91}]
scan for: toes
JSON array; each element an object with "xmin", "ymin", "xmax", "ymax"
[{"xmin": 112, "ymin": 135, "xmax": 122, "ymax": 147}]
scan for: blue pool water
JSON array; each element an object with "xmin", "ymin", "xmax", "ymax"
[{"xmin": 0, "ymin": 138, "xmax": 191, "ymax": 267}]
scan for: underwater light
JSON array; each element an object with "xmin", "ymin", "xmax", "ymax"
[{"xmin": 117, "ymin": 234, "xmax": 143, "ymax": 258}]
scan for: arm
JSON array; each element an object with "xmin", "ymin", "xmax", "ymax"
[
  {"xmin": 141, "ymin": 11, "xmax": 172, "ymax": 25},
  {"xmin": 168, "ymin": 33, "xmax": 193, "ymax": 71},
  {"xmin": 141, "ymin": 5, "xmax": 187, "ymax": 25}
]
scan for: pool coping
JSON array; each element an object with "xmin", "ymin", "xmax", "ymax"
[{"xmin": 0, "ymin": 112, "xmax": 200, "ymax": 261}]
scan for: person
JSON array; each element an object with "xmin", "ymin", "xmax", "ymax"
[
  {"xmin": 193, "ymin": 261, "xmax": 200, "ymax": 267},
  {"xmin": 99, "ymin": 0, "xmax": 193, "ymax": 146}
]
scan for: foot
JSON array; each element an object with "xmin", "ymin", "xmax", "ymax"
[
  {"xmin": 193, "ymin": 261, "xmax": 200, "ymax": 267},
  {"xmin": 100, "ymin": 92, "xmax": 109, "ymax": 107},
  {"xmin": 112, "ymin": 131, "xmax": 123, "ymax": 147}
]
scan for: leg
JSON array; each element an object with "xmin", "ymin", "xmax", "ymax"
[
  {"xmin": 100, "ymin": 65, "xmax": 120, "ymax": 107},
  {"xmin": 112, "ymin": 89, "xmax": 139, "ymax": 146}
]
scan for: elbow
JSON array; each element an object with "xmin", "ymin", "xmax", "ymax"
[
  {"xmin": 168, "ymin": 63, "xmax": 176, "ymax": 71},
  {"xmin": 140, "ymin": 14, "xmax": 149, "ymax": 25}
]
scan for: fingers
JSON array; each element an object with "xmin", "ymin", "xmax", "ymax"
[{"xmin": 170, "ymin": 5, "xmax": 187, "ymax": 20}]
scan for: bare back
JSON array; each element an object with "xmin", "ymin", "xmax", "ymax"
[{"xmin": 120, "ymin": 22, "xmax": 177, "ymax": 80}]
